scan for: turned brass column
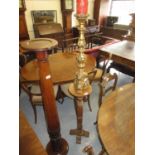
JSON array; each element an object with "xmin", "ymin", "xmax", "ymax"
[{"xmin": 74, "ymin": 14, "xmax": 90, "ymax": 90}]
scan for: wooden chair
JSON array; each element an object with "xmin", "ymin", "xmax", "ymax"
[
  {"xmin": 59, "ymin": 70, "xmax": 97, "ymax": 112},
  {"xmin": 20, "ymin": 78, "xmax": 58, "ymax": 124},
  {"xmin": 90, "ymin": 35, "xmax": 114, "ymax": 48},
  {"xmin": 98, "ymin": 73, "xmax": 118, "ymax": 107},
  {"xmin": 62, "ymin": 37, "xmax": 78, "ymax": 52}
]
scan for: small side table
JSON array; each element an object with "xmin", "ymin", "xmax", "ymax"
[{"xmin": 68, "ymin": 83, "xmax": 92, "ymax": 144}]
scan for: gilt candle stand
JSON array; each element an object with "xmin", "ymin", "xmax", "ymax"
[
  {"xmin": 74, "ymin": 14, "xmax": 90, "ymax": 90},
  {"xmin": 20, "ymin": 38, "xmax": 69, "ymax": 155},
  {"xmin": 69, "ymin": 14, "xmax": 93, "ymax": 144}
]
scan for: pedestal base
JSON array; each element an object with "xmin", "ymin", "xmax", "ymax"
[
  {"xmin": 70, "ymin": 129, "xmax": 89, "ymax": 144},
  {"xmin": 46, "ymin": 138, "xmax": 69, "ymax": 155}
]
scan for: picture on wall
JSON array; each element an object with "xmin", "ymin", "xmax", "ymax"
[{"xmin": 31, "ymin": 10, "xmax": 57, "ymax": 24}]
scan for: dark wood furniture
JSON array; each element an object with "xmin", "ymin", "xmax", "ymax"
[
  {"xmin": 69, "ymin": 83, "xmax": 92, "ymax": 144},
  {"xmin": 19, "ymin": 0, "xmax": 29, "ymax": 40},
  {"xmin": 20, "ymin": 52, "xmax": 96, "ymax": 84},
  {"xmin": 20, "ymin": 79, "xmax": 58, "ymax": 123},
  {"xmin": 98, "ymin": 72, "xmax": 118, "ymax": 106},
  {"xmin": 72, "ymin": 25, "xmax": 102, "ymax": 38},
  {"xmin": 61, "ymin": 0, "xmax": 73, "ymax": 33},
  {"xmin": 102, "ymin": 26, "xmax": 128, "ymax": 40},
  {"xmin": 19, "ymin": 111, "xmax": 48, "ymax": 155},
  {"xmin": 98, "ymin": 83, "xmax": 135, "ymax": 155},
  {"xmin": 33, "ymin": 22, "xmax": 64, "ymax": 49},
  {"xmin": 99, "ymin": 40, "xmax": 135, "ymax": 70},
  {"xmin": 20, "ymin": 38, "xmax": 69, "ymax": 155}
]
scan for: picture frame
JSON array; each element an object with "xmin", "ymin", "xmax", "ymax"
[{"xmin": 31, "ymin": 10, "xmax": 57, "ymax": 24}]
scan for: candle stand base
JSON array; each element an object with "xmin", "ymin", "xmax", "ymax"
[{"xmin": 70, "ymin": 129, "xmax": 89, "ymax": 144}]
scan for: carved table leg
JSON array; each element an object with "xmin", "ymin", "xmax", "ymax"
[{"xmin": 70, "ymin": 96, "xmax": 89, "ymax": 144}]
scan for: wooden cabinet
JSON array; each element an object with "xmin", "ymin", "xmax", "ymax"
[
  {"xmin": 19, "ymin": 0, "xmax": 29, "ymax": 40},
  {"xmin": 102, "ymin": 27, "xmax": 128, "ymax": 40}
]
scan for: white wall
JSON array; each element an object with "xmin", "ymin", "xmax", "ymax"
[
  {"xmin": 25, "ymin": 0, "xmax": 62, "ymax": 39},
  {"xmin": 25, "ymin": 0, "xmax": 95, "ymax": 39}
]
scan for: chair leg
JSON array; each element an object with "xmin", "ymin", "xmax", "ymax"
[
  {"xmin": 112, "ymin": 73, "xmax": 118, "ymax": 91},
  {"xmin": 98, "ymin": 83, "xmax": 105, "ymax": 108},
  {"xmin": 87, "ymin": 95, "xmax": 92, "ymax": 112},
  {"xmin": 32, "ymin": 105, "xmax": 37, "ymax": 124},
  {"xmin": 56, "ymin": 86, "xmax": 65, "ymax": 104},
  {"xmin": 30, "ymin": 99, "xmax": 37, "ymax": 124}
]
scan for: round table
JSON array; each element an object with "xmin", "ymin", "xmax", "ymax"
[
  {"xmin": 21, "ymin": 52, "xmax": 96, "ymax": 84},
  {"xmin": 98, "ymin": 83, "xmax": 135, "ymax": 155}
]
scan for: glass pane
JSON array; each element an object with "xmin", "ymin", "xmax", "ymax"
[
  {"xmin": 65, "ymin": 0, "xmax": 73, "ymax": 10},
  {"xmin": 19, "ymin": 0, "xmax": 23, "ymax": 8},
  {"xmin": 110, "ymin": 0, "xmax": 135, "ymax": 25}
]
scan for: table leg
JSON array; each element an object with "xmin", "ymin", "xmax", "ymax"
[{"xmin": 70, "ymin": 96, "xmax": 89, "ymax": 144}]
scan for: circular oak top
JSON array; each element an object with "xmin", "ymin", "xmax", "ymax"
[
  {"xmin": 21, "ymin": 52, "xmax": 96, "ymax": 84},
  {"xmin": 68, "ymin": 83, "xmax": 92, "ymax": 97},
  {"xmin": 20, "ymin": 38, "xmax": 58, "ymax": 52},
  {"xmin": 98, "ymin": 83, "xmax": 135, "ymax": 155}
]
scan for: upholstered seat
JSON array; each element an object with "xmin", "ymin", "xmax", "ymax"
[
  {"xmin": 30, "ymin": 84, "xmax": 58, "ymax": 103},
  {"xmin": 20, "ymin": 82, "xmax": 58, "ymax": 123}
]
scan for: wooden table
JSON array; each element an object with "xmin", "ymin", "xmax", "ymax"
[
  {"xmin": 21, "ymin": 52, "xmax": 96, "ymax": 84},
  {"xmin": 99, "ymin": 40, "xmax": 135, "ymax": 70},
  {"xmin": 98, "ymin": 83, "xmax": 135, "ymax": 155}
]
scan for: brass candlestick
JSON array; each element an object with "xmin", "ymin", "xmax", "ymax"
[{"xmin": 74, "ymin": 14, "xmax": 90, "ymax": 90}]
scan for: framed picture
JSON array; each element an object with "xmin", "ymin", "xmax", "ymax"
[{"xmin": 31, "ymin": 10, "xmax": 57, "ymax": 24}]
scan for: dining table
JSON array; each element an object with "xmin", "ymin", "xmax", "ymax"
[
  {"xmin": 20, "ymin": 52, "xmax": 96, "ymax": 84},
  {"xmin": 99, "ymin": 40, "xmax": 135, "ymax": 70},
  {"xmin": 98, "ymin": 83, "xmax": 135, "ymax": 155}
]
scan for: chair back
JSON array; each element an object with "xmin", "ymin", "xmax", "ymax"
[
  {"xmin": 98, "ymin": 73, "xmax": 118, "ymax": 107},
  {"xmin": 88, "ymin": 70, "xmax": 97, "ymax": 84},
  {"xmin": 62, "ymin": 37, "xmax": 78, "ymax": 52}
]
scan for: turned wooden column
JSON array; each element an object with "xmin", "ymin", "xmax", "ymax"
[
  {"xmin": 68, "ymin": 83, "xmax": 92, "ymax": 144},
  {"xmin": 20, "ymin": 38, "xmax": 69, "ymax": 155}
]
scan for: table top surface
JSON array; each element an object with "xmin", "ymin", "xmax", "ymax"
[
  {"xmin": 21, "ymin": 52, "xmax": 96, "ymax": 84},
  {"xmin": 20, "ymin": 38, "xmax": 58, "ymax": 52},
  {"xmin": 99, "ymin": 40, "xmax": 135, "ymax": 62},
  {"xmin": 98, "ymin": 83, "xmax": 135, "ymax": 155}
]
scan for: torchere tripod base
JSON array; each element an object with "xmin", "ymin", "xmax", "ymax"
[
  {"xmin": 70, "ymin": 129, "xmax": 89, "ymax": 144},
  {"xmin": 46, "ymin": 138, "xmax": 69, "ymax": 155}
]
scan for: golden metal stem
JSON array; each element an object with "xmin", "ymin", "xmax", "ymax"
[{"xmin": 74, "ymin": 14, "xmax": 90, "ymax": 90}]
